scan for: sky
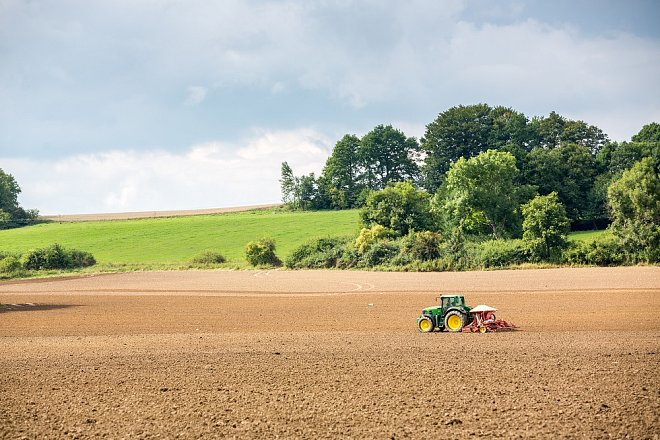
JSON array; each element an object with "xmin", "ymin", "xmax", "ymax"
[{"xmin": 1, "ymin": 0, "xmax": 659, "ymax": 215}]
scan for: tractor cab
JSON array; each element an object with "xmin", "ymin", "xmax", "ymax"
[
  {"xmin": 417, "ymin": 294, "xmax": 472, "ymax": 333},
  {"xmin": 440, "ymin": 294, "xmax": 466, "ymax": 310}
]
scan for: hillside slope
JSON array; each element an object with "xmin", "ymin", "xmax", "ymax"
[{"xmin": 1, "ymin": 209, "xmax": 361, "ymax": 266}]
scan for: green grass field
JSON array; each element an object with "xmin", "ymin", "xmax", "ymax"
[
  {"xmin": 0, "ymin": 209, "xmax": 361, "ymax": 268},
  {"xmin": 567, "ymin": 229, "xmax": 610, "ymax": 242},
  {"xmin": 0, "ymin": 208, "xmax": 612, "ymax": 273}
]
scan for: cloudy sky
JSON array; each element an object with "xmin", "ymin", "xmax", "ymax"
[{"xmin": 2, "ymin": 0, "xmax": 659, "ymax": 215}]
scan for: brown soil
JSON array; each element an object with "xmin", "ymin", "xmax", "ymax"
[
  {"xmin": 1, "ymin": 267, "xmax": 658, "ymax": 439},
  {"xmin": 40, "ymin": 203, "xmax": 282, "ymax": 222}
]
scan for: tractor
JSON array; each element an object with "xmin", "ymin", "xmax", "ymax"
[
  {"xmin": 416, "ymin": 294, "xmax": 473, "ymax": 333},
  {"xmin": 417, "ymin": 295, "xmax": 517, "ymax": 333}
]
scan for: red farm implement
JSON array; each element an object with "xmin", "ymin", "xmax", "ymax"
[
  {"xmin": 461, "ymin": 304, "xmax": 517, "ymax": 333},
  {"xmin": 416, "ymin": 295, "xmax": 517, "ymax": 333}
]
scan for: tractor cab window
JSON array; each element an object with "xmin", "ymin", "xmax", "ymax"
[{"xmin": 442, "ymin": 296, "xmax": 464, "ymax": 308}]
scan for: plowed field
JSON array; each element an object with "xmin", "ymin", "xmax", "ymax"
[{"xmin": 1, "ymin": 267, "xmax": 658, "ymax": 439}]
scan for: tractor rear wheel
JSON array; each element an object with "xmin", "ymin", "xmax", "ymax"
[
  {"xmin": 444, "ymin": 311, "xmax": 465, "ymax": 332},
  {"xmin": 418, "ymin": 316, "xmax": 435, "ymax": 333}
]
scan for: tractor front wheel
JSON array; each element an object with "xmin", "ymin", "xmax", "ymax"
[
  {"xmin": 418, "ymin": 316, "xmax": 435, "ymax": 333},
  {"xmin": 444, "ymin": 311, "xmax": 465, "ymax": 332}
]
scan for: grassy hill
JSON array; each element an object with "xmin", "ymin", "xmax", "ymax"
[
  {"xmin": 0, "ymin": 207, "xmax": 611, "ymax": 275},
  {"xmin": 0, "ymin": 209, "xmax": 361, "ymax": 269}
]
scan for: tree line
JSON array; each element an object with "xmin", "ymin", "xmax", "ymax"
[
  {"xmin": 0, "ymin": 168, "xmax": 39, "ymax": 229},
  {"xmin": 281, "ymin": 104, "xmax": 658, "ymax": 232}
]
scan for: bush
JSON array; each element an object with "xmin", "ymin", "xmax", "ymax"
[
  {"xmin": 0, "ymin": 255, "xmax": 22, "ymax": 274},
  {"xmin": 190, "ymin": 251, "xmax": 226, "ymax": 265},
  {"xmin": 522, "ymin": 192, "xmax": 570, "ymax": 261},
  {"xmin": 471, "ymin": 239, "xmax": 529, "ymax": 268},
  {"xmin": 0, "ymin": 210, "xmax": 10, "ymax": 229},
  {"xmin": 339, "ymin": 244, "xmax": 359, "ymax": 269},
  {"xmin": 360, "ymin": 181, "xmax": 435, "ymax": 235},
  {"xmin": 0, "ymin": 250, "xmax": 19, "ymax": 260},
  {"xmin": 444, "ymin": 228, "xmax": 467, "ymax": 261},
  {"xmin": 23, "ymin": 243, "xmax": 70, "ymax": 270},
  {"xmin": 284, "ymin": 229, "xmax": 453, "ymax": 270},
  {"xmin": 22, "ymin": 243, "xmax": 96, "ymax": 270},
  {"xmin": 355, "ymin": 225, "xmax": 395, "ymax": 253},
  {"xmin": 285, "ymin": 236, "xmax": 350, "ymax": 269},
  {"xmin": 562, "ymin": 238, "xmax": 626, "ymax": 266},
  {"xmin": 402, "ymin": 231, "xmax": 444, "ymax": 261},
  {"xmin": 245, "ymin": 238, "xmax": 281, "ymax": 267},
  {"xmin": 69, "ymin": 249, "xmax": 97, "ymax": 268},
  {"xmin": 388, "ymin": 244, "xmax": 415, "ymax": 267},
  {"xmin": 400, "ymin": 257, "xmax": 466, "ymax": 272},
  {"xmin": 357, "ymin": 240, "xmax": 400, "ymax": 268}
]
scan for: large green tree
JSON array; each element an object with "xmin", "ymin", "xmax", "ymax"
[
  {"xmin": 0, "ymin": 168, "xmax": 37, "ymax": 229},
  {"xmin": 319, "ymin": 134, "xmax": 363, "ymax": 209},
  {"xmin": 528, "ymin": 111, "xmax": 609, "ymax": 153},
  {"xmin": 360, "ymin": 181, "xmax": 434, "ymax": 235},
  {"xmin": 591, "ymin": 126, "xmax": 660, "ymax": 222},
  {"xmin": 421, "ymin": 104, "xmax": 492, "ymax": 191},
  {"xmin": 523, "ymin": 143, "xmax": 597, "ymax": 221},
  {"xmin": 488, "ymin": 106, "xmax": 531, "ymax": 149},
  {"xmin": 521, "ymin": 192, "xmax": 570, "ymax": 260},
  {"xmin": 279, "ymin": 162, "xmax": 296, "ymax": 205},
  {"xmin": 632, "ymin": 122, "xmax": 660, "ymax": 142},
  {"xmin": 0, "ymin": 168, "xmax": 20, "ymax": 214},
  {"xmin": 279, "ymin": 163, "xmax": 325, "ymax": 211},
  {"xmin": 433, "ymin": 150, "xmax": 533, "ymax": 238},
  {"xmin": 296, "ymin": 173, "xmax": 321, "ymax": 211},
  {"xmin": 358, "ymin": 125, "xmax": 420, "ymax": 190},
  {"xmin": 630, "ymin": 122, "xmax": 660, "ymax": 169},
  {"xmin": 597, "ymin": 141, "xmax": 652, "ymax": 175},
  {"xmin": 607, "ymin": 158, "xmax": 659, "ymax": 262},
  {"xmin": 420, "ymin": 104, "xmax": 530, "ymax": 191}
]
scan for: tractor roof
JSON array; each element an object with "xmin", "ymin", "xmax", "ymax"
[
  {"xmin": 440, "ymin": 294, "xmax": 463, "ymax": 298},
  {"xmin": 470, "ymin": 304, "xmax": 497, "ymax": 313}
]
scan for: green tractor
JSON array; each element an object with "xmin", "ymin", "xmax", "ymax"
[{"xmin": 417, "ymin": 294, "xmax": 473, "ymax": 333}]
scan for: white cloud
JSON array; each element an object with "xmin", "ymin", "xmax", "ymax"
[
  {"xmin": 2, "ymin": 0, "xmax": 659, "ymax": 210},
  {"xmin": 3, "ymin": 129, "xmax": 332, "ymax": 215},
  {"xmin": 184, "ymin": 86, "xmax": 207, "ymax": 106},
  {"xmin": 436, "ymin": 20, "xmax": 660, "ymax": 139},
  {"xmin": 270, "ymin": 82, "xmax": 286, "ymax": 94}
]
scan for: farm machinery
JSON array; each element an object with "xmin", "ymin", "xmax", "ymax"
[{"xmin": 416, "ymin": 294, "xmax": 516, "ymax": 333}]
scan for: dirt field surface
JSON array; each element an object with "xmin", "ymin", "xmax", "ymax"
[
  {"xmin": 40, "ymin": 203, "xmax": 281, "ymax": 222},
  {"xmin": 1, "ymin": 267, "xmax": 658, "ymax": 439}
]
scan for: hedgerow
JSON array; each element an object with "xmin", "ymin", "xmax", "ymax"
[
  {"xmin": 469, "ymin": 239, "xmax": 530, "ymax": 268},
  {"xmin": 284, "ymin": 236, "xmax": 351, "ymax": 269},
  {"xmin": 562, "ymin": 238, "xmax": 626, "ymax": 266},
  {"xmin": 22, "ymin": 244, "xmax": 96, "ymax": 270},
  {"xmin": 284, "ymin": 230, "xmax": 642, "ymax": 272}
]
